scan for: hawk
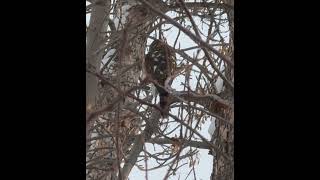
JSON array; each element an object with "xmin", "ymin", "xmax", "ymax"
[{"xmin": 144, "ymin": 39, "xmax": 176, "ymax": 117}]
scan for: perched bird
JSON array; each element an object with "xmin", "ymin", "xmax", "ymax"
[{"xmin": 144, "ymin": 39, "xmax": 176, "ymax": 117}]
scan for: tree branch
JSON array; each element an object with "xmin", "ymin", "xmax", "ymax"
[
  {"xmin": 139, "ymin": 0, "xmax": 234, "ymax": 68},
  {"xmin": 147, "ymin": 138, "xmax": 210, "ymax": 149},
  {"xmin": 169, "ymin": 2, "xmax": 233, "ymax": 12}
]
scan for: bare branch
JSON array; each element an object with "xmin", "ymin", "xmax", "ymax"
[
  {"xmin": 147, "ymin": 138, "xmax": 210, "ymax": 150},
  {"xmin": 139, "ymin": 0, "xmax": 234, "ymax": 68}
]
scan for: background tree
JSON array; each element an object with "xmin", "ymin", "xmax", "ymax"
[{"xmin": 86, "ymin": 0, "xmax": 233, "ymax": 179}]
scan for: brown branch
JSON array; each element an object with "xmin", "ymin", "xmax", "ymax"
[
  {"xmin": 169, "ymin": 2, "xmax": 233, "ymax": 12},
  {"xmin": 86, "ymin": 79, "xmax": 147, "ymax": 124},
  {"xmin": 121, "ymin": 126, "xmax": 152, "ymax": 179},
  {"xmin": 167, "ymin": 112, "xmax": 232, "ymax": 162},
  {"xmin": 147, "ymin": 138, "xmax": 210, "ymax": 149},
  {"xmin": 180, "ymin": 43, "xmax": 228, "ymax": 51},
  {"xmin": 177, "ymin": 0, "xmax": 201, "ymax": 38},
  {"xmin": 139, "ymin": 0, "xmax": 234, "ymax": 68},
  {"xmin": 171, "ymin": 104, "xmax": 232, "ymax": 126},
  {"xmin": 172, "ymin": 47, "xmax": 214, "ymax": 82},
  {"xmin": 141, "ymin": 0, "xmax": 234, "ymax": 89},
  {"xmin": 176, "ymin": 91, "xmax": 232, "ymax": 108}
]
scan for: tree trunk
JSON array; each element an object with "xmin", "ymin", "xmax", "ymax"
[
  {"xmin": 210, "ymin": 0, "xmax": 234, "ymax": 179},
  {"xmin": 86, "ymin": 0, "xmax": 111, "ymax": 152},
  {"xmin": 86, "ymin": 1, "xmax": 166, "ymax": 179}
]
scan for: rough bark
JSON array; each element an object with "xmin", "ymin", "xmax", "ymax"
[
  {"xmin": 210, "ymin": 0, "xmax": 234, "ymax": 179},
  {"xmin": 86, "ymin": 0, "xmax": 111, "ymax": 152},
  {"xmin": 87, "ymin": 0, "xmax": 166, "ymax": 179}
]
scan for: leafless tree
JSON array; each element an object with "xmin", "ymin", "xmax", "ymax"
[{"xmin": 86, "ymin": 0, "xmax": 233, "ymax": 179}]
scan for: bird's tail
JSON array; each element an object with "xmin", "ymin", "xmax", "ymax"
[
  {"xmin": 156, "ymin": 85, "xmax": 170, "ymax": 118},
  {"xmin": 159, "ymin": 91, "xmax": 170, "ymax": 118}
]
